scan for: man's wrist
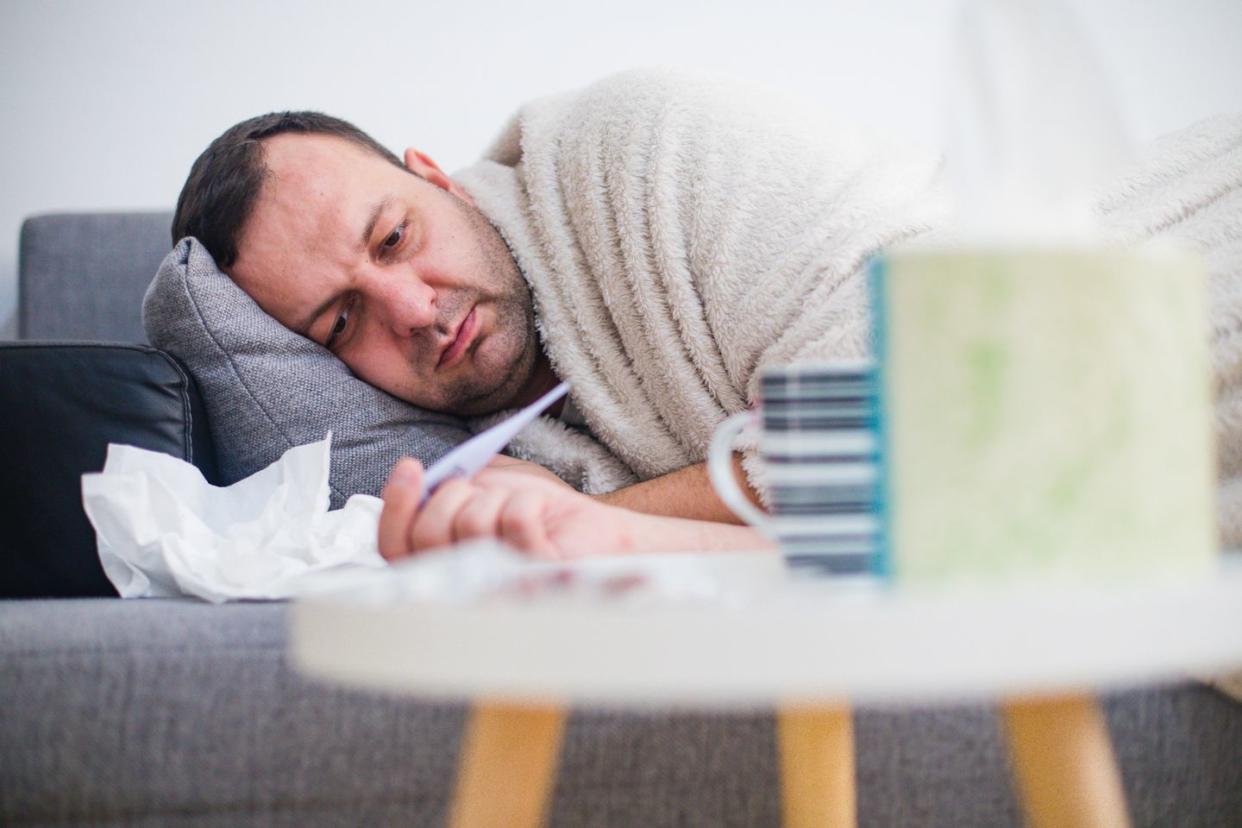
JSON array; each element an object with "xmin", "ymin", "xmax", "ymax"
[
  {"xmin": 589, "ymin": 458, "xmax": 761, "ymax": 525},
  {"xmin": 591, "ymin": 490, "xmax": 619, "ymax": 508},
  {"xmin": 614, "ymin": 507, "xmax": 774, "ymax": 554}
]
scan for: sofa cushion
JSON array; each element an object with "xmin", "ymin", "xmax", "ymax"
[
  {"xmin": 142, "ymin": 237, "xmax": 473, "ymax": 507},
  {"xmin": 0, "ymin": 343, "xmax": 218, "ymax": 598},
  {"xmin": 19, "ymin": 212, "xmax": 174, "ymax": 342}
]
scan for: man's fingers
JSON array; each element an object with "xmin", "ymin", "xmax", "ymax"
[
  {"xmin": 498, "ymin": 490, "xmax": 554, "ymax": 556},
  {"xmin": 379, "ymin": 460, "xmax": 568, "ymax": 560},
  {"xmin": 378, "ymin": 458, "xmax": 424, "ymax": 561},
  {"xmin": 451, "ymin": 488, "xmax": 508, "ymax": 543},
  {"xmin": 411, "ymin": 478, "xmax": 476, "ymax": 551}
]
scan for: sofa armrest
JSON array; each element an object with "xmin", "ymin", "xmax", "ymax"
[{"xmin": 0, "ymin": 343, "xmax": 217, "ymax": 598}]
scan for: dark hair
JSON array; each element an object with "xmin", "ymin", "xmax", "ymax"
[{"xmin": 171, "ymin": 111, "xmax": 406, "ymax": 268}]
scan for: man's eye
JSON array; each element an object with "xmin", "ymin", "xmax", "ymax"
[
  {"xmin": 381, "ymin": 222, "xmax": 406, "ymax": 252},
  {"xmin": 325, "ymin": 299, "xmax": 353, "ymax": 350}
]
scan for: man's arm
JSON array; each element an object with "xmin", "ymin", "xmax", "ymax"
[
  {"xmin": 378, "ymin": 457, "xmax": 774, "ymax": 561},
  {"xmin": 593, "ymin": 456, "xmax": 762, "ymax": 525}
]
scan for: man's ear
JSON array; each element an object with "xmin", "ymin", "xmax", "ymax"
[{"xmin": 403, "ymin": 148, "xmax": 476, "ymax": 206}]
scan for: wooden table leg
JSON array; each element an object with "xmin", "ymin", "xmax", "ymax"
[
  {"xmin": 448, "ymin": 700, "xmax": 568, "ymax": 828},
  {"xmin": 1000, "ymin": 693, "xmax": 1131, "ymax": 828},
  {"xmin": 777, "ymin": 704, "xmax": 856, "ymax": 828}
]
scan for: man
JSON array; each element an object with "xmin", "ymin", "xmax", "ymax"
[
  {"xmin": 172, "ymin": 111, "xmax": 775, "ymax": 561},
  {"xmin": 171, "ymin": 71, "xmax": 946, "ymax": 562}
]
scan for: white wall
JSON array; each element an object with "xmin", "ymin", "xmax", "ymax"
[{"xmin": 2, "ymin": 0, "xmax": 1239, "ymax": 338}]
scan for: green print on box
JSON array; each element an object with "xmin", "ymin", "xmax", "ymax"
[{"xmin": 874, "ymin": 246, "xmax": 1217, "ymax": 583}]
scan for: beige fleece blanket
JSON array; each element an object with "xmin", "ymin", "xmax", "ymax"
[{"xmin": 456, "ymin": 68, "xmax": 951, "ymax": 498}]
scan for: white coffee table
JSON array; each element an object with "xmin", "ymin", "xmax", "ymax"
[{"xmin": 290, "ymin": 549, "xmax": 1242, "ymax": 828}]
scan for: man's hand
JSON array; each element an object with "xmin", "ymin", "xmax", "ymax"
[
  {"xmin": 378, "ymin": 456, "xmax": 776, "ymax": 561},
  {"xmin": 378, "ymin": 456, "xmax": 639, "ymax": 561}
]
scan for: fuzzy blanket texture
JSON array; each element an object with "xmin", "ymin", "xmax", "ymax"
[
  {"xmin": 459, "ymin": 70, "xmax": 1242, "ymax": 546},
  {"xmin": 457, "ymin": 69, "xmax": 951, "ymax": 500}
]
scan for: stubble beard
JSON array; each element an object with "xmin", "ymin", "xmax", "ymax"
[{"xmin": 438, "ymin": 197, "xmax": 539, "ymax": 417}]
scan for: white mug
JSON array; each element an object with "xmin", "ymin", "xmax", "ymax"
[{"xmin": 707, "ymin": 361, "xmax": 881, "ymax": 577}]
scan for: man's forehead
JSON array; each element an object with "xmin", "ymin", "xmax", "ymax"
[
  {"xmin": 260, "ymin": 135, "xmax": 367, "ymax": 212},
  {"xmin": 262, "ymin": 131, "xmax": 374, "ymax": 174},
  {"xmin": 248, "ymin": 135, "xmax": 381, "ymax": 249},
  {"xmin": 230, "ymin": 134, "xmax": 387, "ymax": 318}
]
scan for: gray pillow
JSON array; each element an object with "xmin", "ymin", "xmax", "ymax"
[{"xmin": 142, "ymin": 237, "xmax": 472, "ymax": 508}]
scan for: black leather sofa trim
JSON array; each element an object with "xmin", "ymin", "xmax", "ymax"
[{"xmin": 0, "ymin": 343, "xmax": 218, "ymax": 598}]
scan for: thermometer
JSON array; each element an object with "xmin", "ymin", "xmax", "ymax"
[{"xmin": 419, "ymin": 382, "xmax": 571, "ymax": 503}]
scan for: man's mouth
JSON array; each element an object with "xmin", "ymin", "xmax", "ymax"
[{"xmin": 437, "ymin": 305, "xmax": 478, "ymax": 369}]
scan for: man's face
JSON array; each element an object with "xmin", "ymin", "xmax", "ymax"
[{"xmin": 229, "ymin": 133, "xmax": 538, "ymax": 417}]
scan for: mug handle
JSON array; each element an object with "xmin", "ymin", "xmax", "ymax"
[{"xmin": 707, "ymin": 411, "xmax": 771, "ymax": 530}]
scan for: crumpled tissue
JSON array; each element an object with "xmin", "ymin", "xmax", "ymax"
[{"xmin": 81, "ymin": 434, "xmax": 385, "ymax": 603}]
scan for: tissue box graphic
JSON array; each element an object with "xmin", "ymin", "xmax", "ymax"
[{"xmin": 871, "ymin": 245, "xmax": 1218, "ymax": 582}]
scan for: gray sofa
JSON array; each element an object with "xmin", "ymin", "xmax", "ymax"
[{"xmin": 3, "ymin": 212, "xmax": 1241, "ymax": 827}]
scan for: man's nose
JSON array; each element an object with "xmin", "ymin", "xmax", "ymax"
[{"xmin": 368, "ymin": 267, "xmax": 438, "ymax": 335}]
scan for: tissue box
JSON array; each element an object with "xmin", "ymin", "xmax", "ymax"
[
  {"xmin": 872, "ymin": 245, "xmax": 1218, "ymax": 583},
  {"xmin": 0, "ymin": 343, "xmax": 218, "ymax": 598}
]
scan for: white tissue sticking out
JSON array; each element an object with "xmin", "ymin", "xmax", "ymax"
[
  {"xmin": 81, "ymin": 434, "xmax": 385, "ymax": 603},
  {"xmin": 947, "ymin": 0, "xmax": 1131, "ymax": 240}
]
